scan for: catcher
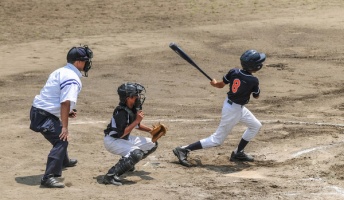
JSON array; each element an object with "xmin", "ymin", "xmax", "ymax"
[{"xmin": 102, "ymin": 82, "xmax": 167, "ymax": 186}]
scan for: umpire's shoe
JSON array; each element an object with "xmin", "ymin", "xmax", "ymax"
[
  {"xmin": 102, "ymin": 174, "xmax": 122, "ymax": 186},
  {"xmin": 173, "ymin": 147, "xmax": 192, "ymax": 167},
  {"xmin": 40, "ymin": 174, "xmax": 65, "ymax": 188},
  {"xmin": 63, "ymin": 159, "xmax": 78, "ymax": 168},
  {"xmin": 230, "ymin": 151, "xmax": 254, "ymax": 162}
]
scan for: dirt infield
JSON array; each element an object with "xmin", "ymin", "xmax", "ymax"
[{"xmin": 1, "ymin": 1, "xmax": 344, "ymax": 199}]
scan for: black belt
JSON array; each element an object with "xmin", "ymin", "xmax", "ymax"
[
  {"xmin": 227, "ymin": 99, "xmax": 243, "ymax": 107},
  {"xmin": 109, "ymin": 134, "xmax": 120, "ymax": 139},
  {"xmin": 109, "ymin": 134, "xmax": 128, "ymax": 140}
]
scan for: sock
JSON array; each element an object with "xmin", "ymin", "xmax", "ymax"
[
  {"xmin": 236, "ymin": 138, "xmax": 249, "ymax": 153},
  {"xmin": 184, "ymin": 141, "xmax": 203, "ymax": 151}
]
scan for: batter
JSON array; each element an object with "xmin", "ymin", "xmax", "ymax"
[{"xmin": 173, "ymin": 49, "xmax": 266, "ymax": 167}]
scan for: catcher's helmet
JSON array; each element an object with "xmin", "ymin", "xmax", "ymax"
[
  {"xmin": 117, "ymin": 82, "xmax": 146, "ymax": 110},
  {"xmin": 67, "ymin": 45, "xmax": 93, "ymax": 77},
  {"xmin": 240, "ymin": 49, "xmax": 266, "ymax": 71}
]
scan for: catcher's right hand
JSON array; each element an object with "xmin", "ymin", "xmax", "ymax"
[{"xmin": 150, "ymin": 123, "xmax": 167, "ymax": 143}]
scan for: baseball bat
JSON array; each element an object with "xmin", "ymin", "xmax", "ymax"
[{"xmin": 169, "ymin": 42, "xmax": 212, "ymax": 81}]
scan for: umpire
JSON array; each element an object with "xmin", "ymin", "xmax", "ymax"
[{"xmin": 29, "ymin": 45, "xmax": 93, "ymax": 188}]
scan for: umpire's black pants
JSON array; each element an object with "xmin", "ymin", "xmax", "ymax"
[{"xmin": 29, "ymin": 106, "xmax": 70, "ymax": 178}]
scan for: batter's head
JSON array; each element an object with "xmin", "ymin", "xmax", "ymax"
[
  {"xmin": 117, "ymin": 82, "xmax": 146, "ymax": 110},
  {"xmin": 240, "ymin": 49, "xmax": 266, "ymax": 72},
  {"xmin": 67, "ymin": 45, "xmax": 93, "ymax": 77}
]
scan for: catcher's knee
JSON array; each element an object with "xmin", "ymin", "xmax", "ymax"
[{"xmin": 130, "ymin": 149, "xmax": 144, "ymax": 163}]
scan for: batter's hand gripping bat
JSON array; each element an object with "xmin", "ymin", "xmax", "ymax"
[{"xmin": 169, "ymin": 42, "xmax": 212, "ymax": 81}]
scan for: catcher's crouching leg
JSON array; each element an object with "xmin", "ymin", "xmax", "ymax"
[
  {"xmin": 142, "ymin": 142, "xmax": 158, "ymax": 159},
  {"xmin": 103, "ymin": 149, "xmax": 144, "ymax": 185}
]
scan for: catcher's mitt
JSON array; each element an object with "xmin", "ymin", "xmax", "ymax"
[{"xmin": 150, "ymin": 123, "xmax": 167, "ymax": 142}]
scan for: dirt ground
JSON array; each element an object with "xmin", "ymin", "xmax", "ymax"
[{"xmin": 1, "ymin": 0, "xmax": 344, "ymax": 199}]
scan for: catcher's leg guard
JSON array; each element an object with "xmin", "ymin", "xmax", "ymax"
[
  {"xmin": 107, "ymin": 149, "xmax": 144, "ymax": 177},
  {"xmin": 142, "ymin": 142, "xmax": 158, "ymax": 159}
]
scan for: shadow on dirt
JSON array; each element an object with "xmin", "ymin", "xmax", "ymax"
[
  {"xmin": 15, "ymin": 174, "xmax": 44, "ymax": 186},
  {"xmin": 95, "ymin": 170, "xmax": 153, "ymax": 185}
]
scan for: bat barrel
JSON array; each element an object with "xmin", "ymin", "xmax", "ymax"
[{"xmin": 169, "ymin": 42, "xmax": 212, "ymax": 81}]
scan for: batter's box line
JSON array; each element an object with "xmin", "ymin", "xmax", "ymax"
[
  {"xmin": 291, "ymin": 141, "xmax": 344, "ymax": 158},
  {"xmin": 261, "ymin": 120, "xmax": 344, "ymax": 127}
]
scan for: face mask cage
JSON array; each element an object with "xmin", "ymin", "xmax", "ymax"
[
  {"xmin": 133, "ymin": 84, "xmax": 146, "ymax": 110},
  {"xmin": 83, "ymin": 60, "xmax": 92, "ymax": 77},
  {"xmin": 82, "ymin": 45, "xmax": 93, "ymax": 77}
]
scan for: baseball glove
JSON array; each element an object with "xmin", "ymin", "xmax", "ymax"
[{"xmin": 150, "ymin": 123, "xmax": 167, "ymax": 143}]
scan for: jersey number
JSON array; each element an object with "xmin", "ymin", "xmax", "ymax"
[{"xmin": 231, "ymin": 79, "xmax": 241, "ymax": 93}]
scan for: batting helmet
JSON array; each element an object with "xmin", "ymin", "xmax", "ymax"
[
  {"xmin": 67, "ymin": 45, "xmax": 93, "ymax": 76},
  {"xmin": 240, "ymin": 49, "xmax": 266, "ymax": 71},
  {"xmin": 117, "ymin": 82, "xmax": 146, "ymax": 110}
]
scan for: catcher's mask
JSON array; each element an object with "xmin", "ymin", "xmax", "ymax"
[
  {"xmin": 240, "ymin": 49, "xmax": 266, "ymax": 72},
  {"xmin": 67, "ymin": 45, "xmax": 93, "ymax": 77},
  {"xmin": 117, "ymin": 82, "xmax": 146, "ymax": 110}
]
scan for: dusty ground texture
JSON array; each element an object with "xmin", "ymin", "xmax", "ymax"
[{"xmin": 1, "ymin": 0, "xmax": 344, "ymax": 199}]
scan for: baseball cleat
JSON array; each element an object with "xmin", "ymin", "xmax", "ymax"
[
  {"xmin": 63, "ymin": 159, "xmax": 78, "ymax": 168},
  {"xmin": 173, "ymin": 147, "xmax": 192, "ymax": 167},
  {"xmin": 230, "ymin": 151, "xmax": 254, "ymax": 162},
  {"xmin": 40, "ymin": 175, "xmax": 65, "ymax": 188},
  {"xmin": 102, "ymin": 175, "xmax": 122, "ymax": 186}
]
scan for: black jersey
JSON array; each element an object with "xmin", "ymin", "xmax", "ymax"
[
  {"xmin": 104, "ymin": 103, "xmax": 137, "ymax": 140},
  {"xmin": 223, "ymin": 68, "xmax": 260, "ymax": 105}
]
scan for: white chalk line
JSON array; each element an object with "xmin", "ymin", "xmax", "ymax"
[
  {"xmin": 261, "ymin": 120, "xmax": 344, "ymax": 127},
  {"xmin": 71, "ymin": 118, "xmax": 344, "ymax": 127},
  {"xmin": 327, "ymin": 186, "xmax": 344, "ymax": 195},
  {"xmin": 71, "ymin": 118, "xmax": 215, "ymax": 124},
  {"xmin": 292, "ymin": 142, "xmax": 344, "ymax": 158}
]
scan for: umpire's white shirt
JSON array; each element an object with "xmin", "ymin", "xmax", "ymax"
[{"xmin": 32, "ymin": 63, "xmax": 82, "ymax": 118}]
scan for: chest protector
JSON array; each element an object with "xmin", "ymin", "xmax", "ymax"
[{"xmin": 104, "ymin": 105, "xmax": 136, "ymax": 136}]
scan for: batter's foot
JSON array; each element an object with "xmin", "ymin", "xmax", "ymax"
[
  {"xmin": 230, "ymin": 151, "xmax": 254, "ymax": 162},
  {"xmin": 173, "ymin": 147, "xmax": 192, "ymax": 167}
]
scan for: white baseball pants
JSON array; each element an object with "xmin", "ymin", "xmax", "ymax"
[
  {"xmin": 200, "ymin": 97, "xmax": 262, "ymax": 148},
  {"xmin": 104, "ymin": 135, "xmax": 156, "ymax": 158}
]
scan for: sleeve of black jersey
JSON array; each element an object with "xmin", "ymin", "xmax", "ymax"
[
  {"xmin": 223, "ymin": 69, "xmax": 234, "ymax": 84},
  {"xmin": 252, "ymin": 78, "xmax": 260, "ymax": 98},
  {"xmin": 113, "ymin": 110, "xmax": 128, "ymax": 137}
]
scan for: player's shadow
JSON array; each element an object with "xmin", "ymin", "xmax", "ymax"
[
  {"xmin": 95, "ymin": 170, "xmax": 153, "ymax": 185},
  {"xmin": 171, "ymin": 158, "xmax": 274, "ymax": 174},
  {"xmin": 15, "ymin": 174, "xmax": 42, "ymax": 186},
  {"xmin": 14, "ymin": 174, "xmax": 64, "ymax": 186},
  {"xmin": 198, "ymin": 159, "xmax": 275, "ymax": 174},
  {"xmin": 15, "ymin": 174, "xmax": 64, "ymax": 186},
  {"xmin": 200, "ymin": 162, "xmax": 252, "ymax": 174}
]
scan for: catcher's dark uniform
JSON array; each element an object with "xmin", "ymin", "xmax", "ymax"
[{"xmin": 103, "ymin": 103, "xmax": 156, "ymax": 157}]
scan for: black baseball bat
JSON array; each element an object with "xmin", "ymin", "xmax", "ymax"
[{"xmin": 169, "ymin": 42, "xmax": 212, "ymax": 81}]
